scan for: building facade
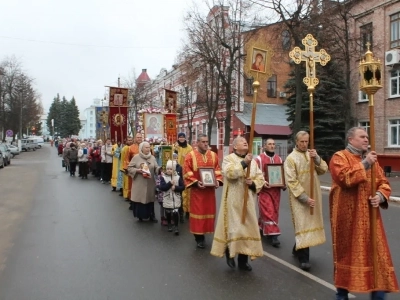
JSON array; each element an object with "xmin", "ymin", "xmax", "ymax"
[{"xmin": 349, "ymin": 0, "xmax": 400, "ymax": 168}]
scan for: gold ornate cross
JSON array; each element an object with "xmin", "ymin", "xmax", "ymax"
[{"xmin": 289, "ymin": 34, "xmax": 331, "ymax": 90}]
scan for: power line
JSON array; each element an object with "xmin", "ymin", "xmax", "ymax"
[{"xmin": 0, "ymin": 35, "xmax": 175, "ymax": 49}]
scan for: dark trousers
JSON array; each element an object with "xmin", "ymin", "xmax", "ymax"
[
  {"xmin": 336, "ymin": 288, "xmax": 385, "ymax": 300},
  {"xmin": 79, "ymin": 162, "xmax": 88, "ymax": 178},
  {"xmin": 102, "ymin": 163, "xmax": 112, "ymax": 182},
  {"xmin": 225, "ymin": 248, "xmax": 248, "ymax": 265},
  {"xmin": 194, "ymin": 234, "xmax": 205, "ymax": 242},
  {"xmin": 293, "ymin": 244, "xmax": 309, "ymax": 263},
  {"xmin": 69, "ymin": 162, "xmax": 77, "ymax": 175},
  {"xmin": 165, "ymin": 209, "xmax": 179, "ymax": 227},
  {"xmin": 95, "ymin": 161, "xmax": 101, "ymax": 178}
]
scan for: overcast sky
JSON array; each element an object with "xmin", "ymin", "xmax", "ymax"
[{"xmin": 0, "ymin": 0, "xmax": 192, "ymax": 115}]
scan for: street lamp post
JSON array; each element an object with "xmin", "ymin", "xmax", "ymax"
[{"xmin": 0, "ymin": 68, "xmax": 4, "ymax": 141}]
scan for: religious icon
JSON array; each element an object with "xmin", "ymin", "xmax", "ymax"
[
  {"xmin": 144, "ymin": 113, "xmax": 164, "ymax": 139},
  {"xmin": 112, "ymin": 113, "xmax": 125, "ymax": 126},
  {"xmin": 140, "ymin": 163, "xmax": 151, "ymax": 178},
  {"xmin": 265, "ymin": 164, "xmax": 285, "ymax": 187},
  {"xmin": 199, "ymin": 168, "xmax": 216, "ymax": 187},
  {"xmin": 114, "ymin": 94, "xmax": 123, "ymax": 106},
  {"xmin": 251, "ymin": 47, "xmax": 267, "ymax": 73}
]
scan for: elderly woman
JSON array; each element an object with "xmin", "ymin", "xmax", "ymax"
[{"xmin": 128, "ymin": 141, "xmax": 161, "ymax": 222}]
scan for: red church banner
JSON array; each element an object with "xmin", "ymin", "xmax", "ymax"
[
  {"xmin": 165, "ymin": 113, "xmax": 177, "ymax": 145},
  {"xmin": 164, "ymin": 89, "xmax": 178, "ymax": 113},
  {"xmin": 108, "ymin": 87, "xmax": 129, "ymax": 143}
]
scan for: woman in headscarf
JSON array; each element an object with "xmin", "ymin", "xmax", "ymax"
[{"xmin": 128, "ymin": 141, "xmax": 161, "ymax": 222}]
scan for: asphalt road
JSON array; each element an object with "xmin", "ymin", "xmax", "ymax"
[{"xmin": 0, "ymin": 145, "xmax": 399, "ymax": 300}]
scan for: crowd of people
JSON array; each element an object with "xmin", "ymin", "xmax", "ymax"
[{"xmin": 56, "ymin": 127, "xmax": 398, "ymax": 300}]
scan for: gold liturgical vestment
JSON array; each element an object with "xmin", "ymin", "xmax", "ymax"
[
  {"xmin": 329, "ymin": 150, "xmax": 399, "ymax": 293},
  {"xmin": 211, "ymin": 153, "xmax": 265, "ymax": 260},
  {"xmin": 174, "ymin": 143, "xmax": 193, "ymax": 212},
  {"xmin": 284, "ymin": 148, "xmax": 328, "ymax": 250}
]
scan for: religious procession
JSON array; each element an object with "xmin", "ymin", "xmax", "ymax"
[{"xmin": 55, "ymin": 37, "xmax": 399, "ymax": 300}]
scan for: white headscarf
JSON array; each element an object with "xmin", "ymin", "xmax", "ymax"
[{"xmin": 139, "ymin": 142, "xmax": 151, "ymax": 160}]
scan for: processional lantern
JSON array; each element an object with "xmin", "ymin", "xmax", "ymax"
[{"xmin": 359, "ymin": 42, "xmax": 382, "ymax": 288}]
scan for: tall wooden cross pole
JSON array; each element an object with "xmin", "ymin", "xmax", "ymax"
[{"xmin": 289, "ymin": 34, "xmax": 331, "ymax": 215}]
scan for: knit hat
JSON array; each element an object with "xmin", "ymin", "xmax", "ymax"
[
  {"xmin": 166, "ymin": 159, "xmax": 176, "ymax": 171},
  {"xmin": 172, "ymin": 153, "xmax": 178, "ymax": 159},
  {"xmin": 178, "ymin": 132, "xmax": 186, "ymax": 138}
]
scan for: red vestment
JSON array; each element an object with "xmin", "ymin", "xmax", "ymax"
[
  {"xmin": 329, "ymin": 150, "xmax": 399, "ymax": 293},
  {"xmin": 256, "ymin": 153, "xmax": 283, "ymax": 236},
  {"xmin": 183, "ymin": 150, "xmax": 222, "ymax": 235}
]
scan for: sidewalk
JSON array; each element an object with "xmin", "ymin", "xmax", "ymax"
[{"xmin": 319, "ymin": 171, "xmax": 400, "ymax": 201}]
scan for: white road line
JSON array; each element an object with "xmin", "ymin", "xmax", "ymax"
[{"xmin": 263, "ymin": 251, "xmax": 356, "ymax": 298}]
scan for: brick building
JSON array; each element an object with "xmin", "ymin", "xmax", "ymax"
[{"xmin": 348, "ymin": 0, "xmax": 400, "ymax": 169}]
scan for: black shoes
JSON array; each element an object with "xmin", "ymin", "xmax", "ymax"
[
  {"xmin": 271, "ymin": 236, "xmax": 280, "ymax": 248},
  {"xmin": 238, "ymin": 263, "xmax": 252, "ymax": 271},
  {"xmin": 300, "ymin": 262, "xmax": 311, "ymax": 271},
  {"xmin": 174, "ymin": 226, "xmax": 179, "ymax": 236},
  {"xmin": 196, "ymin": 241, "xmax": 205, "ymax": 249},
  {"xmin": 225, "ymin": 249, "xmax": 236, "ymax": 268},
  {"xmin": 168, "ymin": 225, "xmax": 173, "ymax": 232},
  {"xmin": 112, "ymin": 187, "xmax": 116, "ymax": 191}
]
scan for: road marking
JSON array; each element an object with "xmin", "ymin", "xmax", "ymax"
[{"xmin": 263, "ymin": 251, "xmax": 356, "ymax": 298}]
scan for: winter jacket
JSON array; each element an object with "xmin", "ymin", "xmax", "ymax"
[
  {"xmin": 159, "ymin": 174, "xmax": 185, "ymax": 209},
  {"xmin": 67, "ymin": 147, "xmax": 78, "ymax": 163},
  {"xmin": 78, "ymin": 148, "xmax": 89, "ymax": 162},
  {"xmin": 101, "ymin": 144, "xmax": 113, "ymax": 163}
]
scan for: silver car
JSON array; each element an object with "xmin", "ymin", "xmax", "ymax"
[
  {"xmin": 8, "ymin": 145, "xmax": 20, "ymax": 158},
  {"xmin": 0, "ymin": 152, "xmax": 4, "ymax": 168},
  {"xmin": 0, "ymin": 144, "xmax": 11, "ymax": 166}
]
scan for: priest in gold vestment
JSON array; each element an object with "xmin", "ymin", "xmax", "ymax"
[
  {"xmin": 211, "ymin": 137, "xmax": 265, "ymax": 271},
  {"xmin": 120, "ymin": 136, "xmax": 132, "ymax": 199},
  {"xmin": 329, "ymin": 127, "xmax": 398, "ymax": 300},
  {"xmin": 284, "ymin": 131, "xmax": 328, "ymax": 271},
  {"xmin": 173, "ymin": 132, "xmax": 193, "ymax": 215}
]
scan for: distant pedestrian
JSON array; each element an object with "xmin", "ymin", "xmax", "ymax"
[{"xmin": 67, "ymin": 143, "xmax": 78, "ymax": 177}]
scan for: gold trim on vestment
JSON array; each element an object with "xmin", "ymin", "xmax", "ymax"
[
  {"xmin": 214, "ymin": 236, "xmax": 261, "ymax": 243},
  {"xmin": 190, "ymin": 152, "xmax": 198, "ymax": 171},
  {"xmin": 190, "ymin": 213, "xmax": 215, "ymax": 219},
  {"xmin": 190, "ymin": 231, "xmax": 214, "ymax": 235},
  {"xmin": 295, "ymin": 227, "xmax": 324, "ymax": 236},
  {"xmin": 185, "ymin": 180, "xmax": 198, "ymax": 188},
  {"xmin": 184, "ymin": 171, "xmax": 194, "ymax": 178}
]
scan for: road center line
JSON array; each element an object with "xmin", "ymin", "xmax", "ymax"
[{"xmin": 263, "ymin": 251, "xmax": 356, "ymax": 299}]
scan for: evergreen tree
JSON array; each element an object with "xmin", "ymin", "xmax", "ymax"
[
  {"xmin": 46, "ymin": 94, "xmax": 62, "ymax": 136},
  {"xmin": 66, "ymin": 97, "xmax": 81, "ymax": 136},
  {"xmin": 285, "ymin": 60, "xmax": 346, "ymax": 159},
  {"xmin": 59, "ymin": 96, "xmax": 69, "ymax": 138}
]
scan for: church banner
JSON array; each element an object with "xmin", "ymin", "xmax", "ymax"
[
  {"xmin": 108, "ymin": 87, "xmax": 129, "ymax": 143},
  {"xmin": 164, "ymin": 89, "xmax": 178, "ymax": 113},
  {"xmin": 96, "ymin": 106, "xmax": 110, "ymax": 140},
  {"xmin": 164, "ymin": 113, "xmax": 177, "ymax": 145}
]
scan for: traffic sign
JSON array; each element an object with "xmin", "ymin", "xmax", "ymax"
[{"xmin": 6, "ymin": 129, "xmax": 13, "ymax": 137}]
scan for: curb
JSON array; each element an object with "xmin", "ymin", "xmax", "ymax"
[{"xmin": 320, "ymin": 186, "xmax": 400, "ymax": 203}]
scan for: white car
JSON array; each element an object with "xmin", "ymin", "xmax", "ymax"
[{"xmin": 8, "ymin": 145, "xmax": 20, "ymax": 157}]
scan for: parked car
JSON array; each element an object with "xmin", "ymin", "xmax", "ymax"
[
  {"xmin": 21, "ymin": 139, "xmax": 36, "ymax": 151},
  {"xmin": 0, "ymin": 151, "xmax": 4, "ymax": 168},
  {"xmin": 0, "ymin": 144, "xmax": 11, "ymax": 166},
  {"xmin": 8, "ymin": 145, "xmax": 20, "ymax": 157},
  {"xmin": 28, "ymin": 137, "xmax": 44, "ymax": 148}
]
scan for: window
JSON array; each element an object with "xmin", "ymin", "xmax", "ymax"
[
  {"xmin": 391, "ymin": 13, "xmax": 400, "ymax": 48},
  {"xmin": 90, "ymin": 130, "xmax": 93, "ymax": 134},
  {"xmin": 246, "ymin": 77, "xmax": 253, "ymax": 96},
  {"xmin": 282, "ymin": 30, "xmax": 291, "ymax": 51},
  {"xmin": 202, "ymin": 122, "xmax": 207, "ymax": 133},
  {"xmin": 359, "ymin": 121, "xmax": 370, "ymax": 137},
  {"xmin": 358, "ymin": 91, "xmax": 368, "ymax": 102},
  {"xmin": 90, "ymin": 111, "xmax": 93, "ymax": 115},
  {"xmin": 267, "ymin": 75, "xmax": 277, "ymax": 98},
  {"xmin": 360, "ymin": 23, "xmax": 373, "ymax": 52},
  {"xmin": 389, "ymin": 119, "xmax": 400, "ymax": 146},
  {"xmin": 390, "ymin": 69, "xmax": 400, "ymax": 97}
]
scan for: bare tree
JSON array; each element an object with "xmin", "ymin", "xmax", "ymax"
[
  {"xmin": 183, "ymin": 0, "xmax": 258, "ymax": 147},
  {"xmin": 0, "ymin": 56, "xmax": 42, "ymax": 140}
]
